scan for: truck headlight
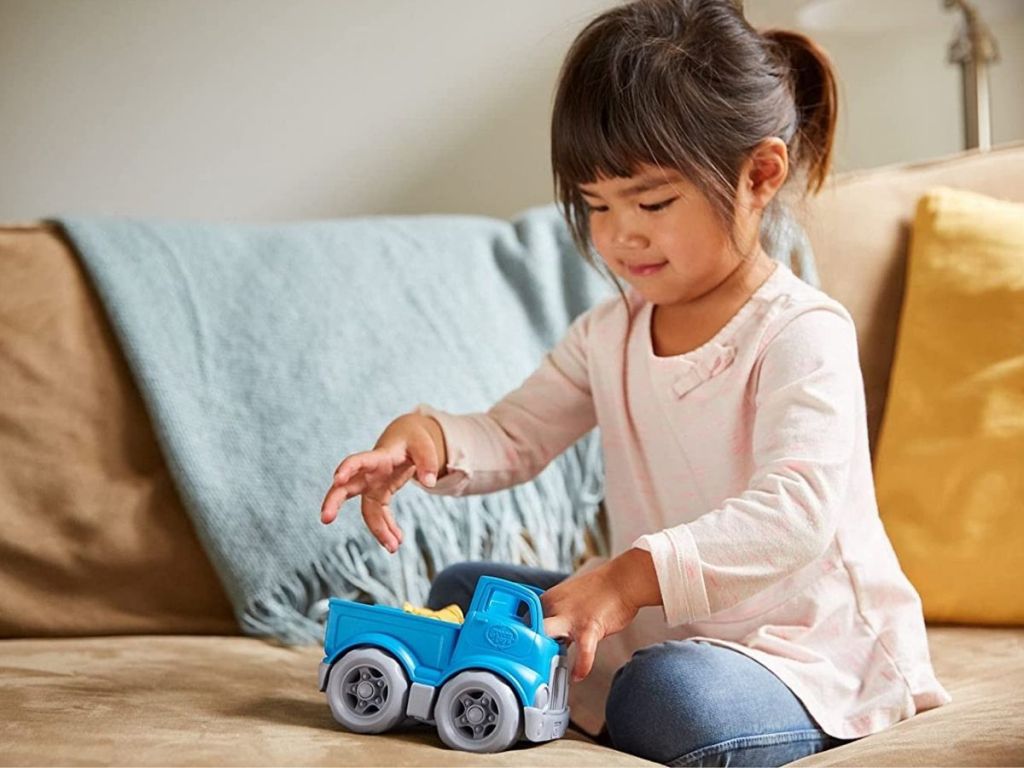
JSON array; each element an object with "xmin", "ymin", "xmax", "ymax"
[{"xmin": 533, "ymin": 683, "xmax": 550, "ymax": 709}]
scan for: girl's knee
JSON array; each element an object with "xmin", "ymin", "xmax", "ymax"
[
  {"xmin": 604, "ymin": 641, "xmax": 725, "ymax": 763},
  {"xmin": 425, "ymin": 561, "xmax": 481, "ymax": 611},
  {"xmin": 608, "ymin": 640, "xmax": 714, "ymax": 702}
]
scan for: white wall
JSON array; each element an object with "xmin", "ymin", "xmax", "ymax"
[
  {"xmin": 2, "ymin": 0, "xmax": 1021, "ymax": 223},
  {"xmin": 745, "ymin": 0, "xmax": 1024, "ymax": 173}
]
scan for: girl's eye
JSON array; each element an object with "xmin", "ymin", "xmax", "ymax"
[
  {"xmin": 640, "ymin": 198, "xmax": 677, "ymax": 212},
  {"xmin": 585, "ymin": 198, "xmax": 677, "ymax": 214}
]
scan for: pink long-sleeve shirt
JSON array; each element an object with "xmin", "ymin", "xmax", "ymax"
[{"xmin": 412, "ymin": 260, "xmax": 951, "ymax": 740}]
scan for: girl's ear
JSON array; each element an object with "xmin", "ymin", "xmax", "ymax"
[{"xmin": 740, "ymin": 137, "xmax": 789, "ymax": 211}]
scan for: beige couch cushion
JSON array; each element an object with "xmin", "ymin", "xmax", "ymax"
[
  {"xmin": 0, "ymin": 627, "xmax": 1019, "ymax": 766},
  {"xmin": 795, "ymin": 141, "xmax": 1024, "ymax": 456},
  {"xmin": 0, "ymin": 223, "xmax": 238, "ymax": 638},
  {"xmin": 790, "ymin": 625, "xmax": 1024, "ymax": 766},
  {"xmin": 0, "ymin": 634, "xmax": 657, "ymax": 766}
]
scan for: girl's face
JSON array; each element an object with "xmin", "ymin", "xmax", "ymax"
[{"xmin": 579, "ymin": 163, "xmax": 757, "ymax": 306}]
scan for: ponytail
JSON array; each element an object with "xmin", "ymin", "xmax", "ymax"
[{"xmin": 762, "ymin": 29, "xmax": 839, "ymax": 194}]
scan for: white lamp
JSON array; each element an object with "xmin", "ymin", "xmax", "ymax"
[{"xmin": 944, "ymin": 0, "xmax": 999, "ymax": 150}]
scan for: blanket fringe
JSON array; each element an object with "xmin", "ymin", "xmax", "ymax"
[{"xmin": 239, "ymin": 432, "xmax": 607, "ymax": 646}]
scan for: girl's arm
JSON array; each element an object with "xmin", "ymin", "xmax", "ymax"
[
  {"xmin": 409, "ymin": 305, "xmax": 599, "ymax": 496},
  {"xmin": 633, "ymin": 305, "xmax": 861, "ymax": 627}
]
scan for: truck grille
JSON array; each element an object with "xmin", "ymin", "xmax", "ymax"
[{"xmin": 550, "ymin": 654, "xmax": 569, "ymax": 710}]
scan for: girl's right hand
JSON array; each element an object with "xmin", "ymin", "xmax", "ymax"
[{"xmin": 320, "ymin": 414, "xmax": 445, "ymax": 553}]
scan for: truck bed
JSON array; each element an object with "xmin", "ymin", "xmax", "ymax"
[{"xmin": 323, "ymin": 598, "xmax": 461, "ymax": 686}]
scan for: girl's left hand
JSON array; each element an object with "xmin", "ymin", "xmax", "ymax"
[{"xmin": 541, "ymin": 549, "xmax": 658, "ymax": 683}]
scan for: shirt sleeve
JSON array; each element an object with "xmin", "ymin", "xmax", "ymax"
[
  {"xmin": 410, "ymin": 306, "xmax": 598, "ymax": 496},
  {"xmin": 632, "ymin": 305, "xmax": 862, "ymax": 627}
]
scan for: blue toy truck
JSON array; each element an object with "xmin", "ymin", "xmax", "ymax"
[{"xmin": 318, "ymin": 575, "xmax": 571, "ymax": 753}]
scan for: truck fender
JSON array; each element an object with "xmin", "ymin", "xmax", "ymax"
[
  {"xmin": 438, "ymin": 659, "xmax": 529, "ymax": 708},
  {"xmin": 321, "ymin": 634, "xmax": 417, "ymax": 691}
]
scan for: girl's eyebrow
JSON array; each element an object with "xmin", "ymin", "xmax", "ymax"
[{"xmin": 578, "ymin": 176, "xmax": 680, "ymax": 199}]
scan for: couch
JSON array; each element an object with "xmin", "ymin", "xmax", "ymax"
[{"xmin": 2, "ymin": 142, "xmax": 1022, "ymax": 766}]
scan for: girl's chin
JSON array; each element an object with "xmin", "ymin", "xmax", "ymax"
[
  {"xmin": 625, "ymin": 276, "xmax": 671, "ymax": 296},
  {"xmin": 628, "ymin": 281, "xmax": 694, "ymax": 308}
]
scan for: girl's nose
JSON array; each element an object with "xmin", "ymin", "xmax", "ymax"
[
  {"xmin": 610, "ymin": 215, "xmax": 648, "ymax": 248},
  {"xmin": 613, "ymin": 228, "xmax": 648, "ymax": 248}
]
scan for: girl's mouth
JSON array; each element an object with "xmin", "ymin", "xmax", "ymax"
[{"xmin": 626, "ymin": 261, "xmax": 667, "ymax": 276}]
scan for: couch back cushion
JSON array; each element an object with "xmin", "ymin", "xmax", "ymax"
[
  {"xmin": 795, "ymin": 141, "xmax": 1024, "ymax": 458},
  {"xmin": 2, "ymin": 142, "xmax": 1023, "ymax": 637},
  {"xmin": 0, "ymin": 223, "xmax": 239, "ymax": 637}
]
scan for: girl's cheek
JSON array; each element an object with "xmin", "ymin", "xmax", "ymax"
[
  {"xmin": 590, "ymin": 220, "xmax": 621, "ymax": 255},
  {"xmin": 588, "ymin": 230, "xmax": 611, "ymax": 260}
]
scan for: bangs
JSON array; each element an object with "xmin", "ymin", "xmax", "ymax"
[
  {"xmin": 551, "ymin": 48, "xmax": 696, "ymax": 197},
  {"xmin": 552, "ymin": 88, "xmax": 657, "ymax": 193}
]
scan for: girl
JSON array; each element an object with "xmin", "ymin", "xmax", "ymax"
[{"xmin": 320, "ymin": 0, "xmax": 951, "ymax": 764}]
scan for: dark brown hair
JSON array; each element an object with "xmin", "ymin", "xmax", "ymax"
[{"xmin": 550, "ymin": 0, "xmax": 838, "ymax": 295}]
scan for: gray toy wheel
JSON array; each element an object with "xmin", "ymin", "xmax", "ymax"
[
  {"xmin": 325, "ymin": 648, "xmax": 409, "ymax": 734},
  {"xmin": 434, "ymin": 670, "xmax": 521, "ymax": 753}
]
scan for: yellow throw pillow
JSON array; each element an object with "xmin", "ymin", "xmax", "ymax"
[{"xmin": 874, "ymin": 186, "xmax": 1024, "ymax": 625}]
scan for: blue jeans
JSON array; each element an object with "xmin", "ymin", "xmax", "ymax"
[{"xmin": 427, "ymin": 560, "xmax": 857, "ymax": 766}]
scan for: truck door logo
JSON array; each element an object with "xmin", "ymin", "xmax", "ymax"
[{"xmin": 486, "ymin": 624, "xmax": 517, "ymax": 650}]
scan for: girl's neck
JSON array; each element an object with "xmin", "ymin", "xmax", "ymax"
[{"xmin": 650, "ymin": 247, "xmax": 778, "ymax": 357}]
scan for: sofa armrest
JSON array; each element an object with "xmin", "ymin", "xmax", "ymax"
[{"xmin": 0, "ymin": 223, "xmax": 238, "ymax": 638}]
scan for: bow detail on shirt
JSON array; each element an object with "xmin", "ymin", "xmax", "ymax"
[{"xmin": 670, "ymin": 343, "xmax": 737, "ymax": 398}]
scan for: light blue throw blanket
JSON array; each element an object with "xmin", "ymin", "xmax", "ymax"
[{"xmin": 53, "ymin": 201, "xmax": 817, "ymax": 646}]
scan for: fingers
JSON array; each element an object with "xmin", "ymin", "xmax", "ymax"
[
  {"xmin": 542, "ymin": 615, "xmax": 601, "ymax": 682},
  {"xmin": 333, "ymin": 450, "xmax": 382, "ymax": 486},
  {"xmin": 391, "ymin": 463, "xmax": 418, "ymax": 495},
  {"xmin": 543, "ymin": 615, "xmax": 572, "ymax": 642},
  {"xmin": 323, "ymin": 445, "xmax": 420, "ymax": 555},
  {"xmin": 321, "ymin": 472, "xmax": 370, "ymax": 524},
  {"xmin": 382, "ymin": 464, "xmax": 416, "ymax": 543},
  {"xmin": 322, "ymin": 450, "xmax": 391, "ymax": 525},
  {"xmin": 361, "ymin": 462, "xmax": 418, "ymax": 552},
  {"xmin": 407, "ymin": 430, "xmax": 440, "ymax": 487},
  {"xmin": 362, "ymin": 491, "xmax": 402, "ymax": 553},
  {"xmin": 320, "ymin": 485, "xmax": 345, "ymax": 524},
  {"xmin": 573, "ymin": 624, "xmax": 602, "ymax": 682}
]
